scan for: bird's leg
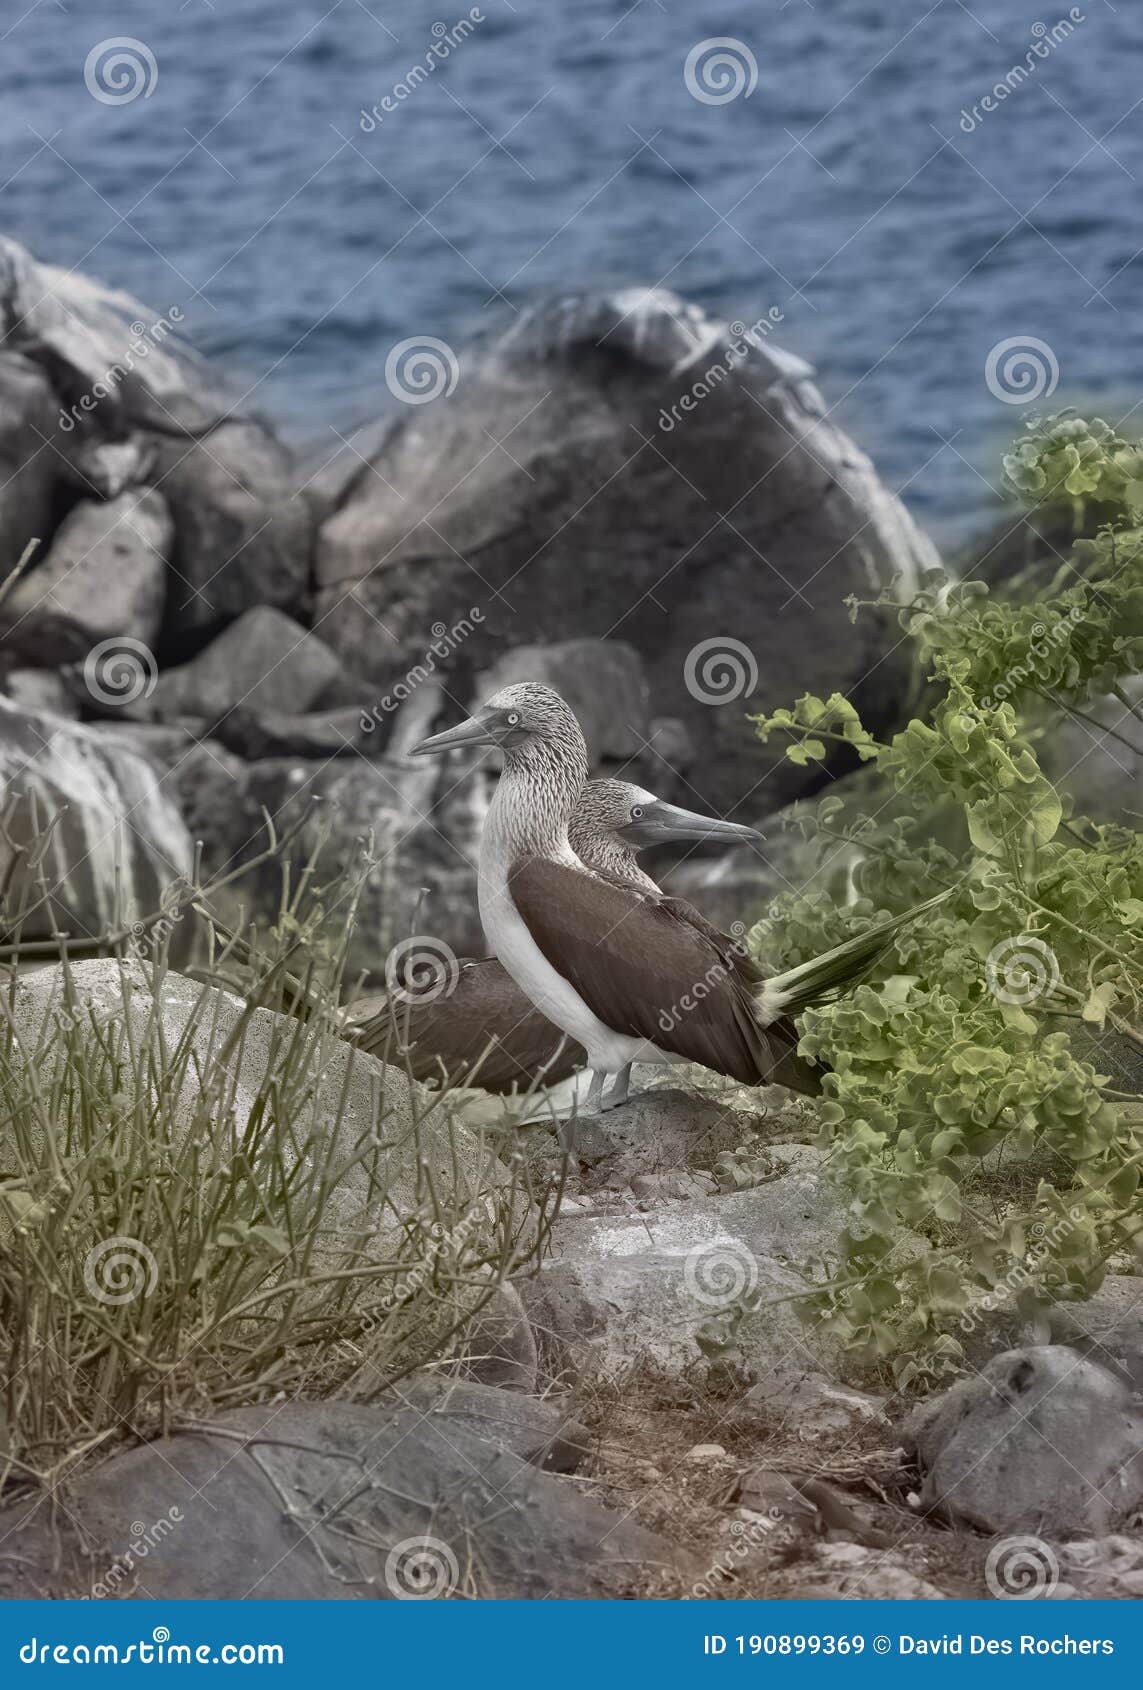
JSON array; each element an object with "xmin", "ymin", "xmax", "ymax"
[
  {"xmin": 600, "ymin": 1063, "xmax": 632, "ymax": 1111},
  {"xmin": 580, "ymin": 1067, "xmax": 607, "ymax": 1115}
]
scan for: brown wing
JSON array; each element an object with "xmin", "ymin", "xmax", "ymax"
[
  {"xmin": 351, "ymin": 959, "xmax": 582, "ymax": 1093},
  {"xmin": 509, "ymin": 857, "xmax": 771, "ymax": 1084},
  {"xmin": 657, "ymin": 898, "xmax": 824, "ymax": 1095}
]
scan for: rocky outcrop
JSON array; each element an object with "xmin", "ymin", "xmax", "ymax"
[
  {"xmin": 0, "ymin": 235, "xmax": 315, "ymax": 660},
  {"xmin": 315, "ymin": 288, "xmax": 939, "ymax": 814},
  {"xmin": 149, "ymin": 421, "xmax": 315, "ymax": 641}
]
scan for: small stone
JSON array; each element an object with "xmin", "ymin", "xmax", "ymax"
[{"xmin": 683, "ymin": 1443, "xmax": 728, "ymax": 1463}]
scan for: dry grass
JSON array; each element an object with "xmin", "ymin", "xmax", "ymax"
[{"xmin": 0, "ymin": 812, "xmax": 543, "ymax": 1501}]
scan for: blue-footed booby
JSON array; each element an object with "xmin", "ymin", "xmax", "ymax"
[
  {"xmin": 412, "ymin": 683, "xmax": 948, "ymax": 1111},
  {"xmin": 351, "ymin": 777, "xmax": 771, "ymax": 1095}
]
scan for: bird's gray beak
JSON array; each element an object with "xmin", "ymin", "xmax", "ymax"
[
  {"xmin": 617, "ymin": 799, "xmax": 764, "ymax": 848},
  {"xmin": 408, "ymin": 710, "xmax": 498, "ymax": 757}
]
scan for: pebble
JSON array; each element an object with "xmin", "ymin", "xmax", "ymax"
[{"xmin": 683, "ymin": 1442, "xmax": 729, "ymax": 1463}]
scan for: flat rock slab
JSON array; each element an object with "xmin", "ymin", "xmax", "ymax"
[
  {"xmin": 904, "ymin": 1345, "xmax": 1143, "ymax": 1536},
  {"xmin": 522, "ymin": 1088, "xmax": 771, "ymax": 1190},
  {"xmin": 0, "ymin": 1398, "xmax": 678, "ymax": 1601},
  {"xmin": 520, "ymin": 1146, "xmax": 864, "ymax": 1387}
]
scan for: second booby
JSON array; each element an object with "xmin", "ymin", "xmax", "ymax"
[
  {"xmin": 351, "ymin": 777, "xmax": 766, "ymax": 1094},
  {"xmin": 412, "ymin": 682, "xmax": 949, "ymax": 1111}
]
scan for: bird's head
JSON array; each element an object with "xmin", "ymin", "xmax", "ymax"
[
  {"xmin": 572, "ymin": 779, "xmax": 765, "ymax": 850},
  {"xmin": 409, "ymin": 682, "xmax": 586, "ymax": 763}
]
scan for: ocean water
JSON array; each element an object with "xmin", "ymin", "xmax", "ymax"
[{"xmin": 0, "ymin": 0, "xmax": 1138, "ymax": 547}]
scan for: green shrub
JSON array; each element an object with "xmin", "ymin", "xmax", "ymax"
[{"xmin": 750, "ymin": 412, "xmax": 1143, "ymax": 1387}]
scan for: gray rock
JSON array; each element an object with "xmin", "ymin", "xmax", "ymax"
[
  {"xmin": 389, "ymin": 1375, "xmax": 587, "ymax": 1471},
  {"xmin": 519, "ymin": 1146, "xmax": 869, "ymax": 1387},
  {"xmin": 2, "ymin": 669, "xmax": 77, "ymax": 718},
  {"xmin": 0, "ymin": 352, "xmax": 62, "ymax": 564},
  {"xmin": 211, "ymin": 704, "xmax": 374, "ymax": 762},
  {"xmin": 315, "ymin": 288, "xmax": 938, "ymax": 816},
  {"xmin": 1038, "ymin": 678, "xmax": 1142, "ymax": 828},
  {"xmin": 474, "ymin": 640, "xmax": 650, "ymax": 765},
  {"xmin": 4, "ymin": 959, "xmax": 509, "ymax": 1251},
  {"xmin": 1046, "ymin": 1274, "xmax": 1143, "ymax": 1392},
  {"xmin": 154, "ymin": 608, "xmax": 343, "ymax": 722},
  {"xmin": 7, "ymin": 489, "xmax": 170, "ymax": 646},
  {"xmin": 0, "ymin": 1399, "xmax": 680, "ymax": 1600},
  {"xmin": 152, "ymin": 421, "xmax": 315, "ymax": 638},
  {"xmin": 451, "ymin": 1280, "xmax": 540, "ymax": 1393},
  {"xmin": 0, "ymin": 699, "xmax": 192, "ymax": 940},
  {"xmin": 0, "ymin": 233, "xmax": 227, "ymax": 436},
  {"xmin": 903, "ymin": 1345, "xmax": 1143, "ymax": 1535},
  {"xmin": 523, "ymin": 1088, "xmax": 770, "ymax": 1192},
  {"xmin": 731, "ymin": 1371, "xmax": 889, "ymax": 1441},
  {"xmin": 1054, "ymin": 1535, "xmax": 1143, "ymax": 1600}
]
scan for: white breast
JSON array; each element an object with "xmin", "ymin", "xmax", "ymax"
[{"xmin": 478, "ymin": 828, "xmax": 660, "ymax": 1074}]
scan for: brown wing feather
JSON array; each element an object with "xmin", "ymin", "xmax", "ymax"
[
  {"xmin": 351, "ymin": 960, "xmax": 582, "ymax": 1093},
  {"xmin": 509, "ymin": 857, "xmax": 771, "ymax": 1084}
]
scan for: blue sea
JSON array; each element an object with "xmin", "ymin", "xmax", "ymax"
[{"xmin": 0, "ymin": 0, "xmax": 1138, "ymax": 547}]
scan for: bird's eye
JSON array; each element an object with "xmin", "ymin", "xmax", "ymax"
[
  {"xmin": 631, "ymin": 806, "xmax": 644, "ymax": 820},
  {"xmin": 506, "ymin": 711, "xmax": 520, "ymax": 727}
]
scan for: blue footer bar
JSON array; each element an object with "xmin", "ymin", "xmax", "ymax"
[{"xmin": 0, "ymin": 1601, "xmax": 1136, "ymax": 1684}]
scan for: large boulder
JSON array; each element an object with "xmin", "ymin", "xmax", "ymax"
[
  {"xmin": 0, "ymin": 699, "xmax": 192, "ymax": 939},
  {"xmin": 0, "ymin": 1397, "xmax": 682, "ymax": 1600},
  {"xmin": 903, "ymin": 1345, "xmax": 1143, "ymax": 1535},
  {"xmin": 7, "ymin": 489, "xmax": 170, "ymax": 647},
  {"xmin": 4, "ymin": 958, "xmax": 511, "ymax": 1248},
  {"xmin": 316, "ymin": 288, "xmax": 939, "ymax": 814}
]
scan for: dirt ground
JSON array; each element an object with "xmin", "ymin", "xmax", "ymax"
[{"xmin": 566, "ymin": 1372, "xmax": 994, "ymax": 1601}]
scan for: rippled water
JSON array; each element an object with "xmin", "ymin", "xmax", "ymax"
[{"xmin": 1, "ymin": 0, "xmax": 1138, "ymax": 545}]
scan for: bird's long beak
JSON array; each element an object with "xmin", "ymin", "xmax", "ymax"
[
  {"xmin": 408, "ymin": 711, "xmax": 498, "ymax": 756},
  {"xmin": 618, "ymin": 799, "xmax": 764, "ymax": 848}
]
